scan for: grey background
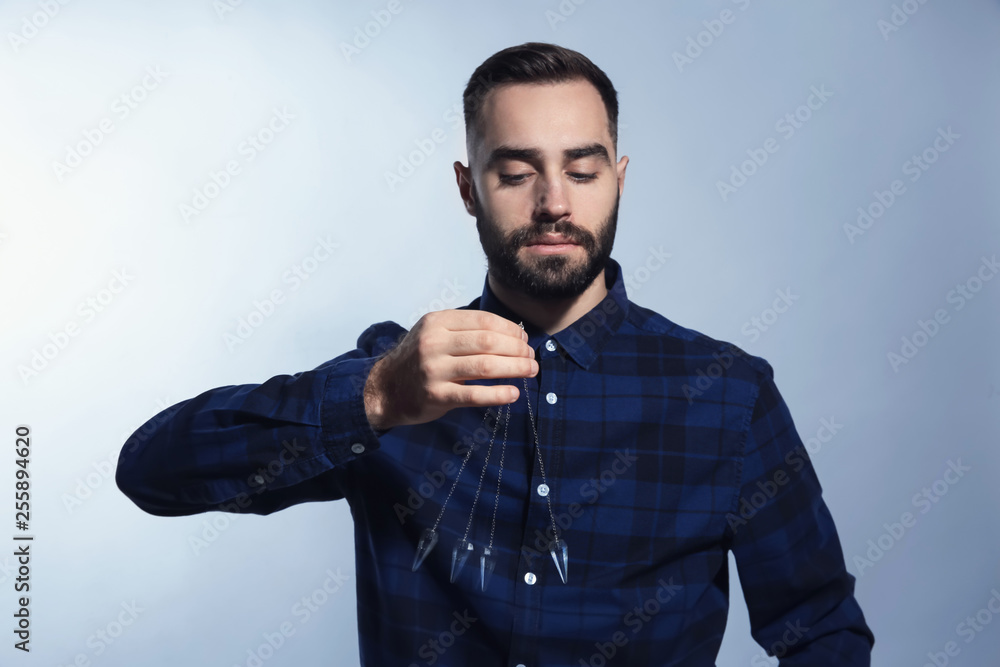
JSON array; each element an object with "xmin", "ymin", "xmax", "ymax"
[{"xmin": 1, "ymin": 0, "xmax": 998, "ymax": 665}]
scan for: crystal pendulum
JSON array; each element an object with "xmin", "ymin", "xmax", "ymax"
[
  {"xmin": 411, "ymin": 404, "xmax": 502, "ymax": 573},
  {"xmin": 520, "ymin": 323, "xmax": 569, "ymax": 584},
  {"xmin": 480, "ymin": 400, "xmax": 511, "ymax": 590},
  {"xmin": 451, "ymin": 398, "xmax": 505, "ymax": 582}
]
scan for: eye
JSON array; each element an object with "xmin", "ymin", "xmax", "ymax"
[
  {"xmin": 569, "ymin": 173, "xmax": 598, "ymax": 182},
  {"xmin": 498, "ymin": 173, "xmax": 531, "ymax": 186}
]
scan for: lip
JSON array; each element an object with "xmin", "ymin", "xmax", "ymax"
[
  {"xmin": 525, "ymin": 235, "xmax": 577, "ymax": 247},
  {"xmin": 524, "ymin": 241, "xmax": 578, "ymax": 255}
]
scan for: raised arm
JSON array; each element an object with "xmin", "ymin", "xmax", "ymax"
[
  {"xmin": 115, "ymin": 321, "xmax": 407, "ymax": 517},
  {"xmin": 116, "ymin": 310, "xmax": 538, "ymax": 518}
]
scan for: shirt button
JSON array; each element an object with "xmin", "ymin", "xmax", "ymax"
[
  {"xmin": 350, "ymin": 443, "xmax": 365, "ymax": 454},
  {"xmin": 537, "ymin": 484, "xmax": 549, "ymax": 497},
  {"xmin": 524, "ymin": 572, "xmax": 536, "ymax": 585},
  {"xmin": 545, "ymin": 339, "xmax": 556, "ymax": 352},
  {"xmin": 546, "ymin": 392, "xmax": 557, "ymax": 404},
  {"xmin": 253, "ymin": 475, "xmax": 265, "ymax": 485},
  {"xmin": 516, "ymin": 664, "xmax": 527, "ymax": 667}
]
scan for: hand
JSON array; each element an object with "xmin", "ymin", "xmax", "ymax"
[{"xmin": 363, "ymin": 310, "xmax": 538, "ymax": 431}]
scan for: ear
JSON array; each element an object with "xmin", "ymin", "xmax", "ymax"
[
  {"xmin": 453, "ymin": 161, "xmax": 477, "ymax": 216},
  {"xmin": 615, "ymin": 155, "xmax": 629, "ymax": 198}
]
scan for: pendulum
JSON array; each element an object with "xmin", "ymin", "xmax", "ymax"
[
  {"xmin": 519, "ymin": 334, "xmax": 569, "ymax": 585},
  {"xmin": 479, "ymin": 398, "xmax": 511, "ymax": 590},
  {"xmin": 450, "ymin": 398, "xmax": 507, "ymax": 582},
  {"xmin": 412, "ymin": 321, "xmax": 569, "ymax": 587},
  {"xmin": 411, "ymin": 404, "xmax": 501, "ymax": 573}
]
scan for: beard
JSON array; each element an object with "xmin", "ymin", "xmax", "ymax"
[{"xmin": 474, "ymin": 191, "xmax": 619, "ymax": 300}]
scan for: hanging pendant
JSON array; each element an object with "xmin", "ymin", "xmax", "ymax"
[
  {"xmin": 412, "ymin": 527, "xmax": 439, "ymax": 572},
  {"xmin": 479, "ymin": 545, "xmax": 496, "ymax": 590},
  {"xmin": 549, "ymin": 537, "xmax": 569, "ymax": 584},
  {"xmin": 450, "ymin": 538, "xmax": 474, "ymax": 582}
]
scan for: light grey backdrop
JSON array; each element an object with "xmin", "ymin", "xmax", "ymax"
[{"xmin": 2, "ymin": 1, "xmax": 998, "ymax": 665}]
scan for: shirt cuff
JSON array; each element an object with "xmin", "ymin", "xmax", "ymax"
[{"xmin": 320, "ymin": 354, "xmax": 385, "ymax": 464}]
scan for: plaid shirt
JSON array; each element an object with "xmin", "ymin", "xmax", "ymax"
[{"xmin": 117, "ymin": 256, "xmax": 874, "ymax": 666}]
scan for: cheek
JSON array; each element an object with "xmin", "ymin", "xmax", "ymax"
[
  {"xmin": 575, "ymin": 187, "xmax": 616, "ymax": 218},
  {"xmin": 485, "ymin": 191, "xmax": 534, "ymax": 224}
]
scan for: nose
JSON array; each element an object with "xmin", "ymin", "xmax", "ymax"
[{"xmin": 533, "ymin": 174, "xmax": 569, "ymax": 222}]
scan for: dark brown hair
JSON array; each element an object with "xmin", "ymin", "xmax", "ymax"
[{"xmin": 463, "ymin": 42, "xmax": 619, "ymax": 153}]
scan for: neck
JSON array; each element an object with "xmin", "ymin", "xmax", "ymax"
[{"xmin": 488, "ymin": 269, "xmax": 608, "ymax": 336}]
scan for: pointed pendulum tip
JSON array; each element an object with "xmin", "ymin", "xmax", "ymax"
[
  {"xmin": 479, "ymin": 545, "xmax": 496, "ymax": 591},
  {"xmin": 450, "ymin": 538, "xmax": 473, "ymax": 582},
  {"xmin": 412, "ymin": 528, "xmax": 439, "ymax": 572},
  {"xmin": 549, "ymin": 538, "xmax": 569, "ymax": 584}
]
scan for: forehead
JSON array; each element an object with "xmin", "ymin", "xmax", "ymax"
[{"xmin": 475, "ymin": 79, "xmax": 611, "ymax": 158}]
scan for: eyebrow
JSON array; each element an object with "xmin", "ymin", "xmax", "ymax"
[{"xmin": 485, "ymin": 142, "xmax": 611, "ymax": 169}]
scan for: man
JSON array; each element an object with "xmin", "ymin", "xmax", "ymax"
[{"xmin": 117, "ymin": 42, "xmax": 874, "ymax": 665}]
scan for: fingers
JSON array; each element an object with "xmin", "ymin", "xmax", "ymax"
[
  {"xmin": 445, "ymin": 383, "xmax": 521, "ymax": 409},
  {"xmin": 445, "ymin": 354, "xmax": 538, "ymax": 383},
  {"xmin": 439, "ymin": 310, "xmax": 527, "ymax": 341},
  {"xmin": 426, "ymin": 310, "xmax": 535, "ymax": 359}
]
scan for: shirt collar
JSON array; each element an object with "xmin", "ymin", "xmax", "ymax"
[{"xmin": 475, "ymin": 256, "xmax": 630, "ymax": 370}]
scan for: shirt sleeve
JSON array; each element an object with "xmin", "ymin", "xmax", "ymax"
[
  {"xmin": 726, "ymin": 365, "xmax": 875, "ymax": 664},
  {"xmin": 115, "ymin": 320, "xmax": 407, "ymax": 517}
]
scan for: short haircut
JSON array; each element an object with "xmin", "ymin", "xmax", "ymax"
[{"xmin": 462, "ymin": 42, "xmax": 619, "ymax": 158}]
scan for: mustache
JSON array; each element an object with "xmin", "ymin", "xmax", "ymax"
[{"xmin": 513, "ymin": 223, "xmax": 591, "ymax": 247}]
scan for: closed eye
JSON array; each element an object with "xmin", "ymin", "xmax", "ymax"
[{"xmin": 498, "ymin": 172, "xmax": 598, "ymax": 186}]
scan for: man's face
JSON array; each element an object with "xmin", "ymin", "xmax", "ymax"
[{"xmin": 458, "ymin": 79, "xmax": 627, "ymax": 300}]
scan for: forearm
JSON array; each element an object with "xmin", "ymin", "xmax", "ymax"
[{"xmin": 116, "ymin": 352, "xmax": 384, "ymax": 516}]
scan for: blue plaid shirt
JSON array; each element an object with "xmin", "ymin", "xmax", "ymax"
[{"xmin": 116, "ymin": 256, "xmax": 873, "ymax": 665}]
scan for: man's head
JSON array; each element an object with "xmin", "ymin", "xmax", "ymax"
[{"xmin": 454, "ymin": 42, "xmax": 628, "ymax": 301}]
